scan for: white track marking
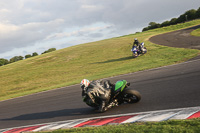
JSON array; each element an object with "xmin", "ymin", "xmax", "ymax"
[
  {"xmin": 121, "ymin": 114, "xmax": 150, "ymax": 123},
  {"xmin": 141, "ymin": 112, "xmax": 177, "ymax": 122},
  {"xmin": 170, "ymin": 106, "xmax": 200, "ymax": 120},
  {"xmin": 2, "ymin": 106, "xmax": 200, "ymax": 132}
]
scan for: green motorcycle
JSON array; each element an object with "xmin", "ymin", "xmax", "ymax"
[
  {"xmin": 106, "ymin": 80, "xmax": 141, "ymax": 109},
  {"xmin": 84, "ymin": 80, "xmax": 141, "ymax": 112}
]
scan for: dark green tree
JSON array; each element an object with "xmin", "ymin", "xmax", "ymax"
[
  {"xmin": 32, "ymin": 52, "xmax": 38, "ymax": 56},
  {"xmin": 149, "ymin": 22, "xmax": 160, "ymax": 29},
  {"xmin": 142, "ymin": 7, "xmax": 200, "ymax": 32},
  {"xmin": 176, "ymin": 14, "xmax": 185, "ymax": 23},
  {"xmin": 142, "ymin": 27, "xmax": 149, "ymax": 32},
  {"xmin": 195, "ymin": 7, "xmax": 200, "ymax": 18},
  {"xmin": 25, "ymin": 54, "xmax": 32, "ymax": 59},
  {"xmin": 185, "ymin": 9, "xmax": 196, "ymax": 20},
  {"xmin": 161, "ymin": 21, "xmax": 170, "ymax": 27},
  {"xmin": 42, "ymin": 48, "xmax": 56, "ymax": 54},
  {"xmin": 9, "ymin": 56, "xmax": 24, "ymax": 63},
  {"xmin": 0, "ymin": 58, "xmax": 9, "ymax": 66},
  {"xmin": 170, "ymin": 18, "xmax": 178, "ymax": 25}
]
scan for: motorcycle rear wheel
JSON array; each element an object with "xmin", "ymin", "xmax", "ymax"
[
  {"xmin": 123, "ymin": 89, "xmax": 141, "ymax": 103},
  {"xmin": 142, "ymin": 47, "xmax": 147, "ymax": 54}
]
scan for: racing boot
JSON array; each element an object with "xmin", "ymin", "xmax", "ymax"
[{"xmin": 98, "ymin": 100, "xmax": 107, "ymax": 113}]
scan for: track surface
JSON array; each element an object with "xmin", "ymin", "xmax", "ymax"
[
  {"xmin": 149, "ymin": 25, "xmax": 200, "ymax": 50},
  {"xmin": 0, "ymin": 25, "xmax": 200, "ymax": 129}
]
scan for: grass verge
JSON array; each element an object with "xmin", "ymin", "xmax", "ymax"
[
  {"xmin": 37, "ymin": 118, "xmax": 200, "ymax": 133},
  {"xmin": 0, "ymin": 20, "xmax": 200, "ymax": 101},
  {"xmin": 191, "ymin": 27, "xmax": 200, "ymax": 36}
]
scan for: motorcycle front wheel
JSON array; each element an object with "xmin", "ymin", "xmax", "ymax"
[
  {"xmin": 123, "ymin": 89, "xmax": 141, "ymax": 103},
  {"xmin": 132, "ymin": 53, "xmax": 138, "ymax": 58}
]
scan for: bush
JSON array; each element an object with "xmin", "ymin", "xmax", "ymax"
[
  {"xmin": 9, "ymin": 56, "xmax": 24, "ymax": 63},
  {"xmin": 32, "ymin": 52, "xmax": 38, "ymax": 57},
  {"xmin": 195, "ymin": 7, "xmax": 200, "ymax": 18},
  {"xmin": 42, "ymin": 48, "xmax": 56, "ymax": 54},
  {"xmin": 0, "ymin": 58, "xmax": 9, "ymax": 66},
  {"xmin": 25, "ymin": 54, "xmax": 32, "ymax": 59}
]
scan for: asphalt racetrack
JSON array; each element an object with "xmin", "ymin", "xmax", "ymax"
[
  {"xmin": 149, "ymin": 24, "xmax": 200, "ymax": 50},
  {"xmin": 0, "ymin": 25, "xmax": 200, "ymax": 129}
]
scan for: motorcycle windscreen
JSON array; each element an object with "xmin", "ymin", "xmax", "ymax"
[{"xmin": 115, "ymin": 80, "xmax": 127, "ymax": 92}]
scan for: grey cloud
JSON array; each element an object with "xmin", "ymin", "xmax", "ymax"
[
  {"xmin": 0, "ymin": 19, "xmax": 64, "ymax": 53},
  {"xmin": 0, "ymin": 0, "xmax": 200, "ymax": 59},
  {"xmin": 88, "ymin": 33, "xmax": 104, "ymax": 38}
]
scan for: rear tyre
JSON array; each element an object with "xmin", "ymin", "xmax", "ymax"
[
  {"xmin": 142, "ymin": 47, "xmax": 147, "ymax": 54},
  {"xmin": 123, "ymin": 89, "xmax": 141, "ymax": 103}
]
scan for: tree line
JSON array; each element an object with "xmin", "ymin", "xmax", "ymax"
[
  {"xmin": 142, "ymin": 7, "xmax": 200, "ymax": 32},
  {"xmin": 0, "ymin": 48, "xmax": 56, "ymax": 66}
]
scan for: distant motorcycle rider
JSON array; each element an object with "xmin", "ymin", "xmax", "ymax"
[
  {"xmin": 133, "ymin": 38, "xmax": 142, "ymax": 54},
  {"xmin": 80, "ymin": 79, "xmax": 113, "ymax": 112}
]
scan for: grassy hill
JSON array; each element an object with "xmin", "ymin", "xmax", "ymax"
[{"xmin": 0, "ymin": 20, "xmax": 200, "ymax": 101}]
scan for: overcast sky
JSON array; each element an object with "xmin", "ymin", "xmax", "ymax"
[{"xmin": 0, "ymin": 0, "xmax": 200, "ymax": 59}]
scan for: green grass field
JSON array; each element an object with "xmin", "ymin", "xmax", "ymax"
[
  {"xmin": 0, "ymin": 20, "xmax": 200, "ymax": 101},
  {"xmin": 37, "ymin": 118, "xmax": 200, "ymax": 133},
  {"xmin": 191, "ymin": 27, "xmax": 200, "ymax": 36}
]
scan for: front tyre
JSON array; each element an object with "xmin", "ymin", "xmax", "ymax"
[
  {"xmin": 123, "ymin": 89, "xmax": 141, "ymax": 103},
  {"xmin": 133, "ymin": 53, "xmax": 138, "ymax": 58}
]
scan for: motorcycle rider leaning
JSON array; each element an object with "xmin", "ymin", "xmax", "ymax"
[
  {"xmin": 133, "ymin": 38, "xmax": 142, "ymax": 54},
  {"xmin": 80, "ymin": 79, "xmax": 113, "ymax": 112}
]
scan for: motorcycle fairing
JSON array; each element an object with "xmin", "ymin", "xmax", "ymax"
[{"xmin": 114, "ymin": 80, "xmax": 127, "ymax": 92}]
